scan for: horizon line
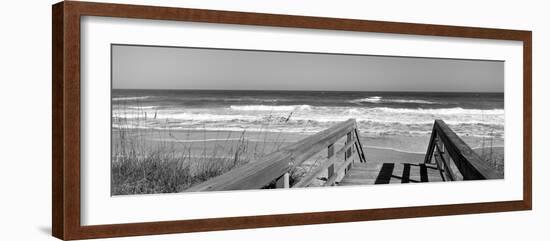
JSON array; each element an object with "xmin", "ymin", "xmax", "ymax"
[{"xmin": 111, "ymin": 88, "xmax": 505, "ymax": 94}]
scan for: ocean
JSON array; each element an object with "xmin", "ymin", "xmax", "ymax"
[{"xmin": 112, "ymin": 89, "xmax": 504, "ymax": 152}]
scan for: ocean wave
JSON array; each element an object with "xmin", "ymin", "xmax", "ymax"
[
  {"xmin": 302, "ymin": 106, "xmax": 504, "ymax": 117},
  {"xmin": 227, "ymin": 105, "xmax": 501, "ymax": 116},
  {"xmin": 113, "ymin": 123, "xmax": 321, "ymax": 134},
  {"xmin": 351, "ymin": 96, "xmax": 382, "ymax": 103},
  {"xmin": 113, "ymin": 111, "xmax": 257, "ymax": 122},
  {"xmin": 387, "ymin": 99, "xmax": 435, "ymax": 104},
  {"xmin": 113, "ymin": 96, "xmax": 153, "ymax": 101},
  {"xmin": 127, "ymin": 106, "xmax": 158, "ymax": 110},
  {"xmin": 114, "ymin": 106, "xmax": 504, "ymax": 126},
  {"xmin": 229, "ymin": 105, "xmax": 312, "ymax": 112},
  {"xmin": 113, "ymin": 103, "xmax": 505, "ymax": 140},
  {"xmin": 372, "ymin": 107, "xmax": 504, "ymax": 115},
  {"xmin": 113, "ymin": 123, "xmax": 503, "ymax": 139},
  {"xmin": 350, "ymin": 96, "xmax": 435, "ymax": 104},
  {"xmin": 172, "ymin": 96, "xmax": 284, "ymax": 103}
]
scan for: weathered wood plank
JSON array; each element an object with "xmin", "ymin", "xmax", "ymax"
[
  {"xmin": 327, "ymin": 144, "xmax": 335, "ymax": 182},
  {"xmin": 339, "ymin": 162, "xmax": 444, "ymax": 186},
  {"xmin": 275, "ymin": 173, "xmax": 290, "ymax": 188},
  {"xmin": 434, "ymin": 143, "xmax": 455, "ymax": 181},
  {"xmin": 346, "ymin": 132, "xmax": 352, "ymax": 160}
]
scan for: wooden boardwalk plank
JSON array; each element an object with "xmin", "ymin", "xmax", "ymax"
[{"xmin": 339, "ymin": 162, "xmax": 444, "ymax": 186}]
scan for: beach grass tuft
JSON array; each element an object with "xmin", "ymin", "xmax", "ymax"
[
  {"xmin": 111, "ymin": 104, "xmax": 301, "ymax": 195},
  {"xmin": 111, "ymin": 126, "xmax": 255, "ymax": 195}
]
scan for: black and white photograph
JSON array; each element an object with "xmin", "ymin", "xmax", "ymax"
[
  {"xmin": 111, "ymin": 44, "xmax": 504, "ymax": 195},
  {"xmin": 1, "ymin": 0, "xmax": 545, "ymax": 240}
]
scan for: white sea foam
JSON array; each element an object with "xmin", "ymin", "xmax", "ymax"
[
  {"xmin": 113, "ymin": 96, "xmax": 153, "ymax": 101},
  {"xmin": 114, "ymin": 106, "xmax": 504, "ymax": 126},
  {"xmin": 126, "ymin": 106, "xmax": 158, "ymax": 110},
  {"xmin": 112, "ymin": 123, "xmax": 321, "ymax": 134},
  {"xmin": 388, "ymin": 99, "xmax": 435, "ymax": 104},
  {"xmin": 373, "ymin": 107, "xmax": 503, "ymax": 115},
  {"xmin": 113, "ymin": 103, "xmax": 505, "ymax": 140},
  {"xmin": 113, "ymin": 123, "xmax": 503, "ymax": 140},
  {"xmin": 350, "ymin": 96, "xmax": 435, "ymax": 104},
  {"xmin": 229, "ymin": 105, "xmax": 312, "ymax": 112},
  {"xmin": 351, "ymin": 96, "xmax": 383, "ymax": 103},
  {"xmin": 114, "ymin": 111, "xmax": 257, "ymax": 122}
]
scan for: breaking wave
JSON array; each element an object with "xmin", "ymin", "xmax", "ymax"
[
  {"xmin": 229, "ymin": 105, "xmax": 312, "ymax": 112},
  {"xmin": 113, "ymin": 96, "xmax": 153, "ymax": 101},
  {"xmin": 350, "ymin": 96, "xmax": 435, "ymax": 104}
]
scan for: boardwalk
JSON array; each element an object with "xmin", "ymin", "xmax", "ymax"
[
  {"xmin": 187, "ymin": 119, "xmax": 499, "ymax": 192},
  {"xmin": 339, "ymin": 162, "xmax": 443, "ymax": 186}
]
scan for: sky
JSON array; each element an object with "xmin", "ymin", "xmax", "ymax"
[{"xmin": 112, "ymin": 44, "xmax": 504, "ymax": 92}]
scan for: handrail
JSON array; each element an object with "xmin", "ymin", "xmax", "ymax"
[
  {"xmin": 186, "ymin": 119, "xmax": 366, "ymax": 192},
  {"xmin": 424, "ymin": 120, "xmax": 500, "ymax": 180},
  {"xmin": 293, "ymin": 133, "xmax": 359, "ymax": 188}
]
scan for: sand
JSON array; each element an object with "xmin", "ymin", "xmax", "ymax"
[
  {"xmin": 112, "ymin": 128, "xmax": 504, "ymax": 190},
  {"xmin": 112, "ymin": 128, "xmax": 503, "ymax": 166},
  {"xmin": 113, "ymin": 128, "xmax": 430, "ymax": 164}
]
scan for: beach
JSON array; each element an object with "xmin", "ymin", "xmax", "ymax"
[
  {"xmin": 112, "ymin": 127, "xmax": 504, "ymax": 192},
  {"xmin": 113, "ymin": 128, "xmax": 431, "ymax": 162},
  {"xmin": 112, "ymin": 128, "xmax": 431, "ymax": 162},
  {"xmin": 111, "ymin": 89, "xmax": 505, "ymax": 194}
]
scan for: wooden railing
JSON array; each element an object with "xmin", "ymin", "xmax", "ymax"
[
  {"xmin": 424, "ymin": 120, "xmax": 500, "ymax": 180},
  {"xmin": 187, "ymin": 119, "xmax": 366, "ymax": 192}
]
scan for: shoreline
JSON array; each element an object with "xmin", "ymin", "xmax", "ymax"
[
  {"xmin": 364, "ymin": 144, "xmax": 505, "ymax": 155},
  {"xmin": 112, "ymin": 128, "xmax": 502, "ymax": 162}
]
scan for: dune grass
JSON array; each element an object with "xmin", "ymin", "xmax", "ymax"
[
  {"xmin": 110, "ymin": 105, "xmax": 306, "ymax": 195},
  {"xmin": 111, "ymin": 127, "xmax": 254, "ymax": 195},
  {"xmin": 475, "ymin": 146, "xmax": 505, "ymax": 178}
]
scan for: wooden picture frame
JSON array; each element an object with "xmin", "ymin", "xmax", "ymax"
[{"xmin": 52, "ymin": 1, "xmax": 532, "ymax": 240}]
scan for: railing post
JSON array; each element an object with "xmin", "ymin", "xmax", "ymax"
[
  {"xmin": 327, "ymin": 144, "xmax": 334, "ymax": 179},
  {"xmin": 353, "ymin": 127, "xmax": 367, "ymax": 163},
  {"xmin": 424, "ymin": 123, "xmax": 437, "ymax": 164},
  {"xmin": 434, "ymin": 139, "xmax": 456, "ymax": 181},
  {"xmin": 345, "ymin": 132, "xmax": 352, "ymax": 173},
  {"xmin": 276, "ymin": 172, "xmax": 290, "ymax": 188}
]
